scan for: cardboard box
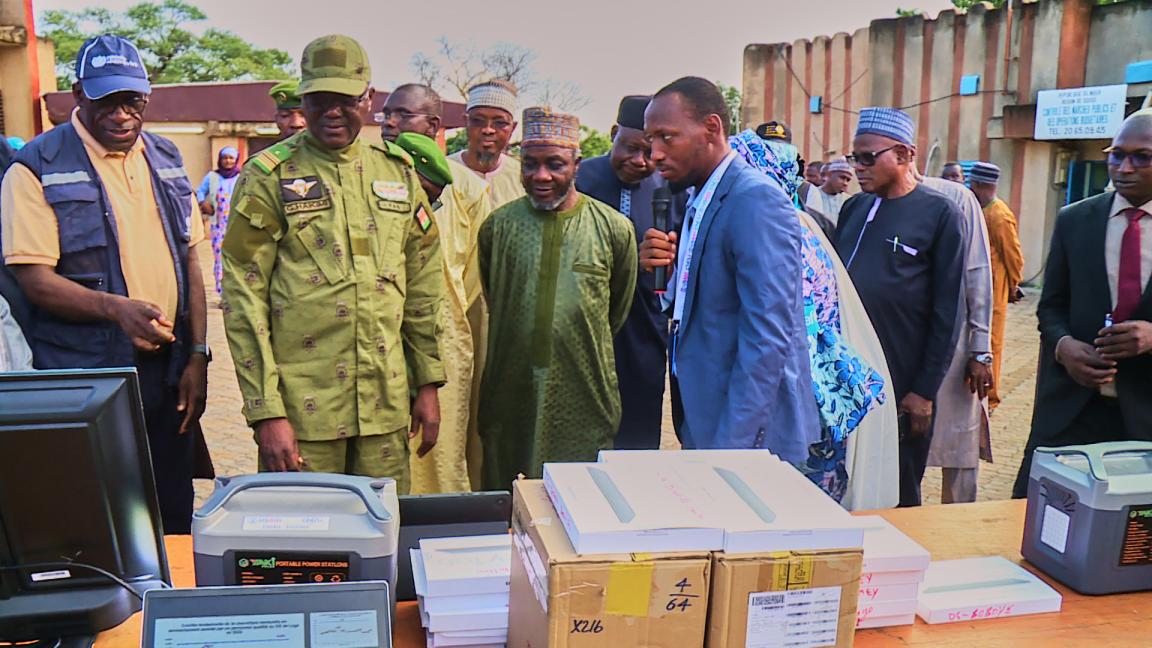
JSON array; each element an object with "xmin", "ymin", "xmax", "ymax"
[
  {"xmin": 707, "ymin": 549, "xmax": 862, "ymax": 648},
  {"xmin": 509, "ymin": 480, "xmax": 712, "ymax": 648}
]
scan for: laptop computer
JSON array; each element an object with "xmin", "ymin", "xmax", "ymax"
[
  {"xmin": 395, "ymin": 491, "xmax": 511, "ymax": 602},
  {"xmin": 141, "ymin": 581, "xmax": 392, "ymax": 648}
]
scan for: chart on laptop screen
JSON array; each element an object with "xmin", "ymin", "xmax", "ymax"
[{"xmin": 153, "ymin": 610, "xmax": 380, "ymax": 648}]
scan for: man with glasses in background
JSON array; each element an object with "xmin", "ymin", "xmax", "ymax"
[
  {"xmin": 834, "ymin": 107, "xmax": 965, "ymax": 507},
  {"xmin": 380, "ymin": 83, "xmax": 491, "ymax": 493},
  {"xmin": 222, "ymin": 35, "xmax": 445, "ymax": 494},
  {"xmin": 1014, "ymin": 109, "xmax": 1152, "ymax": 498},
  {"xmin": 1, "ymin": 35, "xmax": 210, "ymax": 533},
  {"xmin": 450, "ymin": 79, "xmax": 525, "ymax": 209}
]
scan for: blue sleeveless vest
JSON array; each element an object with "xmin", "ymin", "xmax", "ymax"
[{"xmin": 13, "ymin": 123, "xmax": 194, "ymax": 383}]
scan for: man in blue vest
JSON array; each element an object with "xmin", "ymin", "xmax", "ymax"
[{"xmin": 0, "ymin": 35, "xmax": 209, "ymax": 533}]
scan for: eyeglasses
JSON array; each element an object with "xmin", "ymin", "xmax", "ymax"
[
  {"xmin": 1104, "ymin": 147, "xmax": 1152, "ymax": 169},
  {"xmin": 467, "ymin": 116, "xmax": 513, "ymax": 131},
  {"xmin": 375, "ymin": 109, "xmax": 435, "ymax": 124},
  {"xmin": 91, "ymin": 94, "xmax": 148, "ymax": 116},
  {"xmin": 846, "ymin": 146, "xmax": 898, "ymax": 167},
  {"xmin": 303, "ymin": 93, "xmax": 368, "ymax": 112}
]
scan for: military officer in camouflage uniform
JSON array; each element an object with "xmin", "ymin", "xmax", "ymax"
[
  {"xmin": 268, "ymin": 80, "xmax": 306, "ymax": 140},
  {"xmin": 222, "ymin": 35, "xmax": 444, "ymax": 493}
]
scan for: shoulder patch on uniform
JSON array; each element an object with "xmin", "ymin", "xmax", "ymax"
[
  {"xmin": 373, "ymin": 140, "xmax": 414, "ymax": 167},
  {"xmin": 248, "ymin": 140, "xmax": 296, "ymax": 175},
  {"xmin": 416, "ymin": 205, "xmax": 432, "ymax": 232}
]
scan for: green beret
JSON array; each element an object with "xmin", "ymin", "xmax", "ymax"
[
  {"xmin": 395, "ymin": 132, "xmax": 453, "ymax": 188},
  {"xmin": 269, "ymin": 80, "xmax": 302, "ymax": 110}
]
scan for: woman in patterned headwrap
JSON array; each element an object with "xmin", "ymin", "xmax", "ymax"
[
  {"xmin": 197, "ymin": 146, "xmax": 241, "ymax": 294},
  {"xmin": 730, "ymin": 129, "xmax": 899, "ymax": 509}
]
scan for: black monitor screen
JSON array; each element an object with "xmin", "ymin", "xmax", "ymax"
[
  {"xmin": 0, "ymin": 370, "xmax": 168, "ymax": 595},
  {"xmin": 0, "ymin": 420, "xmax": 119, "ymax": 586}
]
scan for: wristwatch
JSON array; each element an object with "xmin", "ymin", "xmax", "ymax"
[
  {"xmin": 973, "ymin": 352, "xmax": 993, "ymax": 366},
  {"xmin": 191, "ymin": 343, "xmax": 213, "ymax": 363}
]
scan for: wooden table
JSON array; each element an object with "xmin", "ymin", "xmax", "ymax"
[{"xmin": 97, "ymin": 500, "xmax": 1150, "ymax": 647}]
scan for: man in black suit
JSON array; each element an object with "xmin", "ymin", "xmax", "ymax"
[{"xmin": 1013, "ymin": 110, "xmax": 1152, "ymax": 497}]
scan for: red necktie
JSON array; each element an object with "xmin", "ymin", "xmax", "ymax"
[{"xmin": 1115, "ymin": 208, "xmax": 1146, "ymax": 322}]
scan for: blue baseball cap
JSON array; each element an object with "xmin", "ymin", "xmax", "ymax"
[{"xmin": 75, "ymin": 35, "xmax": 151, "ymax": 100}]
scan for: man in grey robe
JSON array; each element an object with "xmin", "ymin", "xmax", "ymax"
[{"xmin": 920, "ymin": 173, "xmax": 994, "ymax": 503}]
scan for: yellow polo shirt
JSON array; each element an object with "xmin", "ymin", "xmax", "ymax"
[{"xmin": 1, "ymin": 111, "xmax": 204, "ymax": 320}]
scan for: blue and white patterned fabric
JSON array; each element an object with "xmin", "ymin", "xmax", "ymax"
[
  {"xmin": 729, "ymin": 129, "xmax": 886, "ymax": 502},
  {"xmin": 855, "ymin": 107, "xmax": 915, "ymax": 146}
]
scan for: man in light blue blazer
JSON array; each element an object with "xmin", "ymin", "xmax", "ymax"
[{"xmin": 640, "ymin": 77, "xmax": 820, "ymax": 464}]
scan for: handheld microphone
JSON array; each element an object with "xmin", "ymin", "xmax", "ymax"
[{"xmin": 652, "ymin": 186, "xmax": 672, "ymax": 294}]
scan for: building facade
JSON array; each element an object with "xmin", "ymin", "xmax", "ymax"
[
  {"xmin": 42, "ymin": 82, "xmax": 467, "ymax": 195},
  {"xmin": 0, "ymin": 0, "xmax": 54, "ymax": 141},
  {"xmin": 743, "ymin": 0, "xmax": 1152, "ymax": 280}
]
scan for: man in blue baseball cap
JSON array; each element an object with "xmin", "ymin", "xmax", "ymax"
[{"xmin": 0, "ymin": 34, "xmax": 211, "ymax": 533}]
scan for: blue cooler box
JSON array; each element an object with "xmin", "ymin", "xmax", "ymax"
[{"xmin": 1022, "ymin": 441, "xmax": 1152, "ymax": 595}]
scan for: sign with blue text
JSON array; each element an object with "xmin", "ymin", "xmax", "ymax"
[{"xmin": 1035, "ymin": 84, "xmax": 1128, "ymax": 140}]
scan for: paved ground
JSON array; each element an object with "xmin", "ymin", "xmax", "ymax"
[{"xmin": 194, "ymin": 247, "xmax": 1041, "ymax": 507}]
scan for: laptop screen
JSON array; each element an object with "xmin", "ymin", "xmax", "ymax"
[{"xmin": 141, "ymin": 582, "xmax": 391, "ymax": 648}]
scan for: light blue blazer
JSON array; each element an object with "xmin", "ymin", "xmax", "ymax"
[{"xmin": 672, "ymin": 156, "xmax": 820, "ymax": 463}]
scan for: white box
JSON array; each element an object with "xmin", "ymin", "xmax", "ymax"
[
  {"xmin": 855, "ymin": 597, "xmax": 918, "ymax": 620},
  {"xmin": 856, "ymin": 610, "xmax": 916, "ymax": 629},
  {"xmin": 419, "ymin": 592, "xmax": 509, "ymax": 615},
  {"xmin": 859, "ymin": 569, "xmax": 926, "ymax": 587},
  {"xmin": 858, "ymin": 580, "xmax": 920, "ymax": 604},
  {"xmin": 426, "ymin": 628, "xmax": 508, "ymax": 648},
  {"xmin": 420, "ymin": 604, "xmax": 509, "ymax": 633},
  {"xmin": 851, "ymin": 516, "xmax": 931, "ymax": 574},
  {"xmin": 709, "ymin": 459, "xmax": 863, "ymax": 553},
  {"xmin": 542, "ymin": 462, "xmax": 730, "ymax": 553},
  {"xmin": 418, "ymin": 535, "xmax": 511, "ymax": 597},
  {"xmin": 558, "ymin": 454, "xmax": 862, "ymax": 554},
  {"xmin": 597, "ymin": 449, "xmax": 780, "ymax": 464},
  {"xmin": 916, "ymin": 557, "xmax": 1062, "ymax": 625}
]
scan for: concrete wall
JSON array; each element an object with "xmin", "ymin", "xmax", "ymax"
[
  {"xmin": 742, "ymin": 0, "xmax": 1152, "ymax": 284},
  {"xmin": 0, "ymin": 26, "xmax": 54, "ymax": 140},
  {"xmin": 1085, "ymin": 0, "xmax": 1152, "ymax": 88},
  {"xmin": 740, "ymin": 28, "xmax": 869, "ymax": 164}
]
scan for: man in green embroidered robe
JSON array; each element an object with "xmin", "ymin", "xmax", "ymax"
[{"xmin": 478, "ymin": 107, "xmax": 637, "ymax": 489}]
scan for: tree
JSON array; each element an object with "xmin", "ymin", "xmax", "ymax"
[
  {"xmin": 579, "ymin": 126, "xmax": 612, "ymax": 159},
  {"xmin": 41, "ymin": 0, "xmax": 293, "ymax": 90},
  {"xmin": 410, "ymin": 37, "xmax": 589, "ymax": 111},
  {"xmin": 717, "ymin": 82, "xmax": 743, "ymax": 136},
  {"xmin": 537, "ymin": 80, "xmax": 591, "ymax": 112},
  {"xmin": 445, "ymin": 128, "xmax": 468, "ymax": 156}
]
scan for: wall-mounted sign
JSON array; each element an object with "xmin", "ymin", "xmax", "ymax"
[{"xmin": 1035, "ymin": 84, "xmax": 1128, "ymax": 140}]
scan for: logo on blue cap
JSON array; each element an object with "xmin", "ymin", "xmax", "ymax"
[{"xmin": 75, "ymin": 35, "xmax": 151, "ymax": 100}]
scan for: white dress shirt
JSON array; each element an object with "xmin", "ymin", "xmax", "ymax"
[{"xmin": 1106, "ymin": 193, "xmax": 1152, "ymax": 309}]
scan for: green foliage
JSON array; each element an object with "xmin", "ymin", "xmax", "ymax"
[
  {"xmin": 445, "ymin": 129, "xmax": 468, "ymax": 156},
  {"xmin": 579, "ymin": 125, "xmax": 612, "ymax": 159},
  {"xmin": 716, "ymin": 82, "xmax": 742, "ymax": 135},
  {"xmin": 896, "ymin": 7, "xmax": 925, "ymax": 17},
  {"xmin": 41, "ymin": 0, "xmax": 293, "ymax": 90}
]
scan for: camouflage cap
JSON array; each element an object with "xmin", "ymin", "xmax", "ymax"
[
  {"xmin": 298, "ymin": 35, "xmax": 371, "ymax": 97},
  {"xmin": 269, "ymin": 80, "xmax": 302, "ymax": 109}
]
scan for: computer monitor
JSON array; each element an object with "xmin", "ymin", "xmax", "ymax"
[{"xmin": 0, "ymin": 368, "xmax": 171, "ymax": 642}]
